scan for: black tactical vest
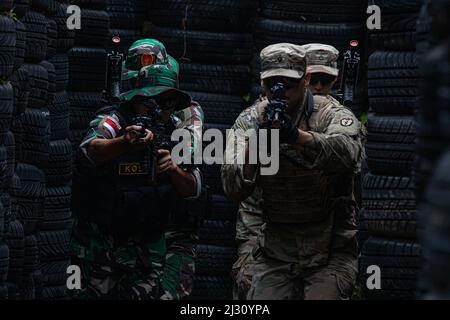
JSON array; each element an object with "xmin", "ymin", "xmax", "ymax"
[{"xmin": 71, "ymin": 104, "xmax": 175, "ymax": 243}]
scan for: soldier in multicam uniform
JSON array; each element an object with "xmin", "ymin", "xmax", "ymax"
[
  {"xmin": 222, "ymin": 43, "xmax": 364, "ymax": 300},
  {"xmin": 71, "ymin": 39, "xmax": 204, "ymax": 300}
]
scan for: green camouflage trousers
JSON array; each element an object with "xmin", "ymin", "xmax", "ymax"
[
  {"xmin": 70, "ymin": 227, "xmax": 196, "ymax": 300},
  {"xmin": 246, "ymin": 247, "xmax": 358, "ymax": 300}
]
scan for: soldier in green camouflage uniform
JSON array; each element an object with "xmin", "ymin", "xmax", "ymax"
[
  {"xmin": 222, "ymin": 43, "xmax": 364, "ymax": 300},
  {"xmin": 71, "ymin": 39, "xmax": 204, "ymax": 300}
]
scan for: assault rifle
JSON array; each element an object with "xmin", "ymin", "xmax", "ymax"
[
  {"xmin": 336, "ymin": 40, "xmax": 361, "ymax": 108},
  {"xmin": 103, "ymin": 36, "xmax": 124, "ymax": 104},
  {"xmin": 263, "ymin": 83, "xmax": 288, "ymax": 129},
  {"xmin": 131, "ymin": 99, "xmax": 177, "ymax": 183}
]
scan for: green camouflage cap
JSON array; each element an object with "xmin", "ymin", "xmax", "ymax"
[
  {"xmin": 260, "ymin": 43, "xmax": 307, "ymax": 80},
  {"xmin": 125, "ymin": 38, "xmax": 169, "ymax": 71},
  {"xmin": 303, "ymin": 43, "xmax": 339, "ymax": 77},
  {"xmin": 120, "ymin": 57, "xmax": 191, "ymax": 111}
]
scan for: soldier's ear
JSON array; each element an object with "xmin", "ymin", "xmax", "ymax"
[{"xmin": 304, "ymin": 73, "xmax": 311, "ymax": 86}]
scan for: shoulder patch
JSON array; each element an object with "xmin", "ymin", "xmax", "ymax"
[{"xmin": 340, "ymin": 118, "xmax": 354, "ymax": 127}]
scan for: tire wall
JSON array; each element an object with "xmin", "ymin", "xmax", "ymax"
[
  {"xmin": 359, "ymin": 0, "xmax": 426, "ymax": 301},
  {"xmin": 1, "ymin": 0, "xmax": 75, "ymax": 300}
]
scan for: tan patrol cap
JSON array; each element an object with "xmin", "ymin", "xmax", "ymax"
[
  {"xmin": 260, "ymin": 43, "xmax": 307, "ymax": 80},
  {"xmin": 303, "ymin": 43, "xmax": 339, "ymax": 77}
]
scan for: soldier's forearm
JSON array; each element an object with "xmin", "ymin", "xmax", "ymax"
[
  {"xmin": 167, "ymin": 166, "xmax": 197, "ymax": 198},
  {"xmin": 295, "ymin": 129, "xmax": 314, "ymax": 146},
  {"xmin": 87, "ymin": 136, "xmax": 131, "ymax": 164}
]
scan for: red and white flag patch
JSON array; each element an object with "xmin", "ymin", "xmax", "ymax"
[{"xmin": 102, "ymin": 116, "xmax": 121, "ymax": 138}]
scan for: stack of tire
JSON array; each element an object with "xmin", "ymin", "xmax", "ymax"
[
  {"xmin": 148, "ymin": 0, "xmax": 257, "ymax": 300},
  {"xmin": 35, "ymin": 0, "xmax": 76, "ymax": 300},
  {"xmin": 67, "ymin": 1, "xmax": 109, "ymax": 163},
  {"xmin": 253, "ymin": 0, "xmax": 367, "ymax": 116},
  {"xmin": 1, "ymin": 0, "xmax": 50, "ymax": 300},
  {"xmin": 0, "ymin": 0, "xmax": 16, "ymax": 300},
  {"xmin": 359, "ymin": 0, "xmax": 424, "ymax": 300},
  {"xmin": 107, "ymin": 0, "xmax": 146, "ymax": 53},
  {"xmin": 416, "ymin": 1, "xmax": 450, "ymax": 299}
]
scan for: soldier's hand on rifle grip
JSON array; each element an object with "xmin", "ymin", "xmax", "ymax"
[
  {"xmin": 156, "ymin": 149, "xmax": 177, "ymax": 174},
  {"xmin": 279, "ymin": 114, "xmax": 300, "ymax": 145},
  {"xmin": 124, "ymin": 125, "xmax": 154, "ymax": 147}
]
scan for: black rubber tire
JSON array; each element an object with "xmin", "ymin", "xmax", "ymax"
[
  {"xmin": 362, "ymin": 174, "xmax": 416, "ymax": 239},
  {"xmin": 151, "ymin": 27, "xmax": 253, "ymax": 64},
  {"xmin": 5, "ymin": 220, "xmax": 25, "ymax": 282},
  {"xmin": 261, "ymin": 0, "xmax": 366, "ymax": 23},
  {"xmin": 5, "ymin": 174, "xmax": 21, "ymax": 222},
  {"xmin": 360, "ymin": 237, "xmax": 422, "ymax": 300},
  {"xmin": 49, "ymin": 53, "xmax": 69, "ymax": 92},
  {"xmin": 0, "ymin": 194, "xmax": 7, "ymax": 239},
  {"xmin": 11, "ymin": 119, "xmax": 24, "ymax": 165},
  {"xmin": 187, "ymin": 91, "xmax": 244, "ymax": 125},
  {"xmin": 40, "ymin": 259, "xmax": 70, "ymax": 286},
  {"xmin": 14, "ymin": 0, "xmax": 31, "ymax": 18},
  {"xmin": 199, "ymin": 220, "xmax": 236, "ymax": 247},
  {"xmin": 68, "ymin": 129, "xmax": 86, "ymax": 156},
  {"xmin": 48, "ymin": 91, "xmax": 70, "ymax": 140},
  {"xmin": 107, "ymin": 0, "xmax": 146, "ymax": 28},
  {"xmin": 16, "ymin": 163, "xmax": 45, "ymax": 235},
  {"xmin": 46, "ymin": 17, "xmax": 57, "ymax": 59},
  {"xmin": 4, "ymin": 131, "xmax": 15, "ymax": 184},
  {"xmin": 149, "ymin": 0, "xmax": 258, "ymax": 32},
  {"xmin": 44, "ymin": 139, "xmax": 72, "ymax": 187},
  {"xmin": 23, "ymin": 234, "xmax": 38, "ymax": 273},
  {"xmin": 372, "ymin": 0, "xmax": 424, "ymax": 14},
  {"xmin": 0, "ymin": 242, "xmax": 9, "ymax": 282},
  {"xmin": 39, "ymin": 60, "xmax": 56, "ymax": 103},
  {"xmin": 5, "ymin": 282, "xmax": 20, "ymax": 300},
  {"xmin": 22, "ymin": 63, "xmax": 49, "ymax": 109},
  {"xmin": 38, "ymin": 229, "xmax": 71, "ymax": 260},
  {"xmin": 68, "ymin": 47, "xmax": 107, "ymax": 92},
  {"xmin": 190, "ymin": 275, "xmax": 233, "ymax": 300},
  {"xmin": 21, "ymin": 107, "xmax": 51, "ymax": 167},
  {"xmin": 21, "ymin": 11, "xmax": 48, "ymax": 63},
  {"xmin": 180, "ymin": 64, "xmax": 251, "ymax": 95},
  {"xmin": 20, "ymin": 274, "xmax": 35, "ymax": 300},
  {"xmin": 72, "ymin": 0, "xmax": 107, "ymax": 9},
  {"xmin": 201, "ymin": 163, "xmax": 224, "ymax": 195},
  {"xmin": 0, "ymin": 0, "xmax": 14, "ymax": 11},
  {"xmin": 0, "ymin": 146, "xmax": 6, "ymax": 192},
  {"xmin": 52, "ymin": 3, "xmax": 75, "ymax": 52},
  {"xmin": 10, "ymin": 67, "xmax": 30, "ymax": 116},
  {"xmin": 0, "ymin": 82, "xmax": 14, "ymax": 144},
  {"xmin": 368, "ymin": 51, "xmax": 419, "ymax": 115},
  {"xmin": 208, "ymin": 194, "xmax": 237, "ymax": 221},
  {"xmin": 41, "ymin": 285, "xmax": 68, "ymax": 300},
  {"xmin": 196, "ymin": 245, "xmax": 236, "ymax": 276},
  {"xmin": 366, "ymin": 114, "xmax": 416, "ymax": 176},
  {"xmin": 370, "ymin": 14, "xmax": 418, "ymax": 51},
  {"xmin": 42, "ymin": 185, "xmax": 73, "ymax": 231},
  {"xmin": 0, "ymin": 15, "xmax": 16, "ymax": 78},
  {"xmin": 14, "ymin": 20, "xmax": 27, "ymax": 70},
  {"xmin": 255, "ymin": 19, "xmax": 364, "ymax": 53},
  {"xmin": 69, "ymin": 91, "xmax": 104, "ymax": 129},
  {"xmin": 74, "ymin": 9, "xmax": 110, "ymax": 47}
]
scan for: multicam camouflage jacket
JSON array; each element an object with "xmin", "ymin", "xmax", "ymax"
[{"xmin": 221, "ymin": 93, "xmax": 364, "ymax": 267}]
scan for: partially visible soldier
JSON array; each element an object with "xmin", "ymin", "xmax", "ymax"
[
  {"xmin": 222, "ymin": 43, "xmax": 364, "ymax": 300},
  {"xmin": 71, "ymin": 39, "xmax": 204, "ymax": 300},
  {"xmin": 303, "ymin": 43, "xmax": 366, "ymax": 210}
]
